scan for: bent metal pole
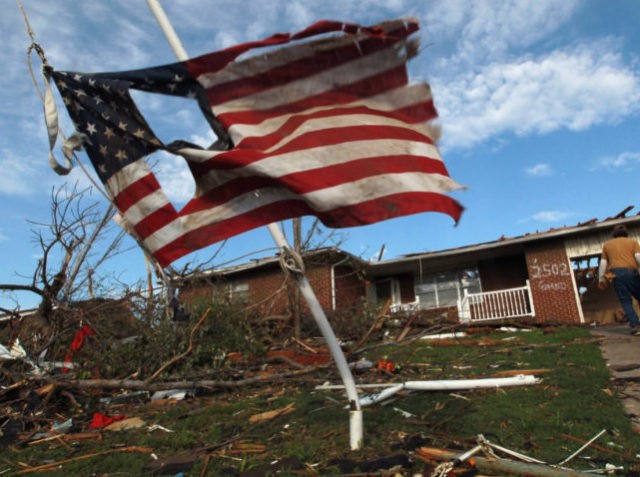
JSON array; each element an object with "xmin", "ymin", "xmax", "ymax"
[{"xmin": 144, "ymin": 0, "xmax": 363, "ymax": 450}]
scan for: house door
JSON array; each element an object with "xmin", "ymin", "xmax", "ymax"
[{"xmin": 374, "ymin": 278, "xmax": 401, "ymax": 307}]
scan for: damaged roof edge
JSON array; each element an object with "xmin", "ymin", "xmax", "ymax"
[
  {"xmin": 373, "ymin": 212, "xmax": 640, "ymax": 270},
  {"xmin": 171, "ymin": 246, "xmax": 364, "ymax": 283},
  {"xmin": 171, "ymin": 210, "xmax": 640, "ymax": 283}
]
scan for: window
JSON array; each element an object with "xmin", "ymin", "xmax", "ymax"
[
  {"xmin": 415, "ymin": 268, "xmax": 481, "ymax": 309},
  {"xmin": 228, "ymin": 281, "xmax": 249, "ymax": 303}
]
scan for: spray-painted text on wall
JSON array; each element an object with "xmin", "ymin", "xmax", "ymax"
[{"xmin": 530, "ymin": 258, "xmax": 571, "ymax": 292}]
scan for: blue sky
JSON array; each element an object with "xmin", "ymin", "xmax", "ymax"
[{"xmin": 2, "ymin": 0, "xmax": 639, "ymax": 309}]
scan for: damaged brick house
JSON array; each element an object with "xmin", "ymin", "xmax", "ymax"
[
  {"xmin": 176, "ymin": 248, "xmax": 369, "ymax": 322},
  {"xmin": 176, "ymin": 209, "xmax": 640, "ymax": 325}
]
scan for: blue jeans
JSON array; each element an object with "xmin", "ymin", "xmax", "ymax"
[{"xmin": 611, "ymin": 268, "xmax": 640, "ymax": 328}]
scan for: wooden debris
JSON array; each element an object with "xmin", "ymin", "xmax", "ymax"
[
  {"xmin": 104, "ymin": 416, "xmax": 146, "ymax": 431},
  {"xmin": 33, "ymin": 383, "xmax": 55, "ymax": 397},
  {"xmin": 396, "ymin": 312, "xmax": 419, "ymax": 342},
  {"xmin": 146, "ymin": 307, "xmax": 211, "ymax": 383},
  {"xmin": 27, "ymin": 432, "xmax": 102, "ymax": 446},
  {"xmin": 249, "ymin": 403, "xmax": 295, "ymax": 423},
  {"xmin": 291, "ymin": 337, "xmax": 318, "ymax": 353},
  {"xmin": 493, "ymin": 368, "xmax": 553, "ymax": 377},
  {"xmin": 210, "ymin": 442, "xmax": 266, "ymax": 456}
]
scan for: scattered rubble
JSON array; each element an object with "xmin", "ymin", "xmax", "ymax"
[{"xmin": 2, "ymin": 308, "xmax": 640, "ymax": 475}]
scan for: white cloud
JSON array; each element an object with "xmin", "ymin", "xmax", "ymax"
[
  {"xmin": 423, "ymin": 0, "xmax": 580, "ymax": 71},
  {"xmin": 594, "ymin": 151, "xmax": 640, "ymax": 171},
  {"xmin": 436, "ymin": 44, "xmax": 640, "ymax": 149},
  {"xmin": 284, "ymin": 2, "xmax": 314, "ymax": 31},
  {"xmin": 525, "ymin": 163, "xmax": 553, "ymax": 177},
  {"xmin": 531, "ymin": 210, "xmax": 573, "ymax": 222},
  {"xmin": 0, "ymin": 150, "xmax": 39, "ymax": 196}
]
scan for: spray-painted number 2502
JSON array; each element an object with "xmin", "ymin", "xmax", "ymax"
[{"xmin": 530, "ymin": 262, "xmax": 570, "ymax": 279}]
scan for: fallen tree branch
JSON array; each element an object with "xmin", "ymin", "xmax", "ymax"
[
  {"xmin": 348, "ymin": 299, "xmax": 391, "ymax": 354},
  {"xmin": 16, "ymin": 446, "xmax": 153, "ymax": 474},
  {"xmin": 48, "ymin": 366, "xmax": 320, "ymax": 392},
  {"xmin": 146, "ymin": 307, "xmax": 211, "ymax": 383},
  {"xmin": 416, "ymin": 447, "xmax": 595, "ymax": 477}
]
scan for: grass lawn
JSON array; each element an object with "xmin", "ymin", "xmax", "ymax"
[{"xmin": 4, "ymin": 326, "xmax": 640, "ymax": 476}]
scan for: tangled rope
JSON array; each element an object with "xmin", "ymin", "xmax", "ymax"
[{"xmin": 278, "ymin": 247, "xmax": 306, "ymax": 276}]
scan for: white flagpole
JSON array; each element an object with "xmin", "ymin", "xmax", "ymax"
[{"xmin": 144, "ymin": 0, "xmax": 363, "ymax": 450}]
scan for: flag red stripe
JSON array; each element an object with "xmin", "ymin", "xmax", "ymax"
[
  {"xmin": 184, "ymin": 154, "xmax": 450, "ymax": 216},
  {"xmin": 186, "ymin": 20, "xmax": 419, "ymax": 78},
  {"xmin": 153, "ymin": 191, "xmax": 461, "ymax": 267},
  {"xmin": 189, "ymin": 125, "xmax": 437, "ymax": 177},
  {"xmin": 213, "ymin": 65, "xmax": 409, "ymax": 127},
  {"xmin": 112, "ymin": 173, "xmax": 163, "ymax": 213},
  {"xmin": 204, "ymin": 31, "xmax": 414, "ymax": 105},
  {"xmin": 132, "ymin": 203, "xmax": 180, "ymax": 240}
]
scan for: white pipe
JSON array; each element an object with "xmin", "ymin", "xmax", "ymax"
[
  {"xmin": 358, "ymin": 384, "xmax": 404, "ymax": 407},
  {"xmin": 420, "ymin": 332, "xmax": 468, "ymax": 340},
  {"xmin": 403, "ymin": 375, "xmax": 539, "ymax": 391},
  {"xmin": 288, "ymin": 246, "xmax": 362, "ymax": 409},
  {"xmin": 145, "ymin": 0, "xmax": 189, "ymax": 60},
  {"xmin": 349, "ymin": 410, "xmax": 363, "ymax": 450},
  {"xmin": 144, "ymin": 1, "xmax": 363, "ymax": 449},
  {"xmin": 320, "ymin": 374, "xmax": 541, "ymax": 407}
]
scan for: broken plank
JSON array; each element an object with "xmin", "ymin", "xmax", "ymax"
[{"xmin": 493, "ymin": 368, "xmax": 553, "ymax": 377}]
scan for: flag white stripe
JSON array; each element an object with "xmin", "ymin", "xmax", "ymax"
[
  {"xmin": 122, "ymin": 190, "xmax": 172, "ymax": 226},
  {"xmin": 178, "ymin": 138, "xmax": 444, "ymax": 197},
  {"xmin": 252, "ymin": 112, "xmax": 437, "ymax": 155},
  {"xmin": 106, "ymin": 159, "xmax": 154, "ymax": 196},
  {"xmin": 106, "ymin": 159, "xmax": 171, "ymax": 226},
  {"xmin": 224, "ymin": 83, "xmax": 435, "ymax": 148}
]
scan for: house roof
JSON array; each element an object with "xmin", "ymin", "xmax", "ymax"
[
  {"xmin": 366, "ymin": 206, "xmax": 640, "ymax": 276},
  {"xmin": 172, "ymin": 246, "xmax": 363, "ymax": 284}
]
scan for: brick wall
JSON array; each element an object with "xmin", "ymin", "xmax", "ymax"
[
  {"xmin": 334, "ymin": 265, "xmax": 367, "ymax": 310},
  {"xmin": 179, "ymin": 283, "xmax": 214, "ymax": 305},
  {"xmin": 247, "ymin": 268, "xmax": 291, "ymax": 316},
  {"xmin": 525, "ymin": 242, "xmax": 581, "ymax": 323},
  {"xmin": 180, "ymin": 260, "xmax": 366, "ymax": 318}
]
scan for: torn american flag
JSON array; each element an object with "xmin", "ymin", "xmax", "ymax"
[{"xmin": 50, "ymin": 18, "xmax": 464, "ymax": 267}]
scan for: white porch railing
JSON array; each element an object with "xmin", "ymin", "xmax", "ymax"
[{"xmin": 457, "ymin": 280, "xmax": 535, "ymax": 323}]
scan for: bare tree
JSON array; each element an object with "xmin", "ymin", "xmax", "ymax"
[{"xmin": 0, "ymin": 183, "xmax": 130, "ymax": 349}]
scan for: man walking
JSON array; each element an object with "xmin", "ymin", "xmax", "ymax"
[{"xmin": 598, "ymin": 224, "xmax": 640, "ymax": 334}]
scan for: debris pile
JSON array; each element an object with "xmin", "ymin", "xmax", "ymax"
[{"xmin": 2, "ymin": 304, "xmax": 639, "ymax": 475}]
